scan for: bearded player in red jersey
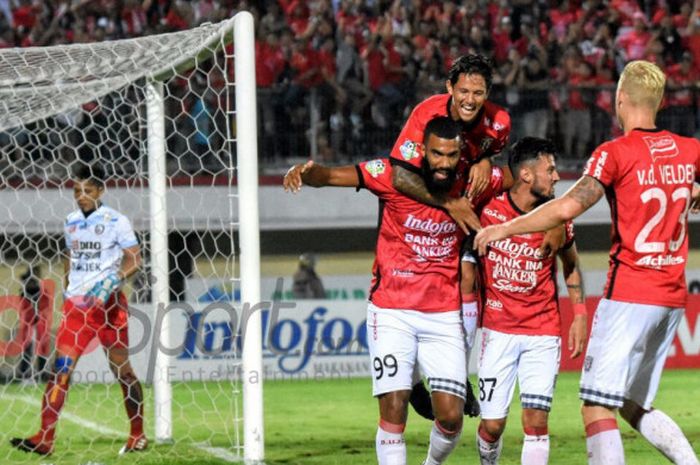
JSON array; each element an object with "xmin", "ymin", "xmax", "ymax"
[
  {"xmin": 388, "ymin": 53, "xmax": 511, "ymax": 421},
  {"xmin": 285, "ymin": 116, "xmax": 505, "ymax": 465},
  {"xmin": 473, "ymin": 137, "xmax": 587, "ymax": 465},
  {"xmin": 475, "ymin": 61, "xmax": 700, "ymax": 465}
]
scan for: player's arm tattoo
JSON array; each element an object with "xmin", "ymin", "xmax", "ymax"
[
  {"xmin": 392, "ymin": 164, "xmax": 445, "ymax": 207},
  {"xmin": 566, "ymin": 176, "xmax": 605, "ymax": 211},
  {"xmin": 560, "ymin": 244, "xmax": 585, "ymax": 304}
]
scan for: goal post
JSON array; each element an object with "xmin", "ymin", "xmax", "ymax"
[
  {"xmin": 233, "ymin": 12, "xmax": 265, "ymax": 464},
  {"xmin": 0, "ymin": 11, "xmax": 263, "ymax": 464}
]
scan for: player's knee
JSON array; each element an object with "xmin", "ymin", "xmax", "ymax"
[
  {"xmin": 480, "ymin": 418, "xmax": 506, "ymax": 439},
  {"xmin": 54, "ymin": 356, "xmax": 74, "ymax": 375},
  {"xmin": 379, "ymin": 391, "xmax": 410, "ymax": 421},
  {"xmin": 435, "ymin": 417, "xmax": 462, "ymax": 436},
  {"xmin": 434, "ymin": 401, "xmax": 463, "ymax": 432},
  {"xmin": 522, "ymin": 408, "xmax": 548, "ymax": 430}
]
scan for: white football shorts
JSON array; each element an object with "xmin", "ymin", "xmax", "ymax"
[
  {"xmin": 367, "ymin": 303, "xmax": 467, "ymax": 399},
  {"xmin": 478, "ymin": 328, "xmax": 561, "ymax": 419},
  {"xmin": 579, "ymin": 298, "xmax": 683, "ymax": 410}
]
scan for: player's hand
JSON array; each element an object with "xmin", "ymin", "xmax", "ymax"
[
  {"xmin": 691, "ymin": 183, "xmax": 700, "ymax": 214},
  {"xmin": 283, "ymin": 160, "xmax": 314, "ymax": 193},
  {"xmin": 539, "ymin": 224, "xmax": 566, "ymax": 258},
  {"xmin": 444, "ymin": 196, "xmax": 481, "ymax": 234},
  {"xmin": 568, "ymin": 314, "xmax": 587, "ymax": 359},
  {"xmin": 85, "ymin": 273, "xmax": 121, "ymax": 305},
  {"xmin": 467, "ymin": 158, "xmax": 492, "ymax": 200},
  {"xmin": 474, "ymin": 224, "xmax": 510, "ymax": 255}
]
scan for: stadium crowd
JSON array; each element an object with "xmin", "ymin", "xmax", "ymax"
[{"xmin": 2, "ymin": 0, "xmax": 700, "ymax": 172}]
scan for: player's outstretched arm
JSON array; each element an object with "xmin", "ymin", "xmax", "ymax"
[
  {"xmin": 559, "ymin": 242, "xmax": 587, "ymax": 359},
  {"xmin": 474, "ymin": 175, "xmax": 605, "ymax": 255},
  {"xmin": 392, "ymin": 164, "xmax": 481, "ymax": 233},
  {"xmin": 283, "ymin": 160, "xmax": 360, "ymax": 192}
]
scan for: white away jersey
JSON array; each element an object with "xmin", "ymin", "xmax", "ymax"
[{"xmin": 64, "ymin": 204, "xmax": 138, "ymax": 297}]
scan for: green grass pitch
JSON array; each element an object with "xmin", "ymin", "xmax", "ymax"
[{"xmin": 1, "ymin": 370, "xmax": 698, "ymax": 464}]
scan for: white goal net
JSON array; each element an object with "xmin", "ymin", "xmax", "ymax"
[{"xmin": 0, "ymin": 11, "xmax": 263, "ymax": 465}]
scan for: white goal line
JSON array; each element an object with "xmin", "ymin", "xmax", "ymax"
[{"xmin": 6, "ymin": 394, "xmax": 240, "ymax": 463}]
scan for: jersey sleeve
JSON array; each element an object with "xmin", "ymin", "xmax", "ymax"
[
  {"xmin": 582, "ymin": 141, "xmax": 618, "ymax": 187},
  {"xmin": 389, "ymin": 104, "xmax": 431, "ymax": 170},
  {"xmin": 562, "ymin": 220, "xmax": 575, "ymax": 249},
  {"xmin": 356, "ymin": 159, "xmax": 394, "ymax": 197},
  {"xmin": 115, "ymin": 215, "xmax": 139, "ymax": 249},
  {"xmin": 472, "ymin": 166, "xmax": 505, "ymax": 210},
  {"xmin": 488, "ymin": 110, "xmax": 511, "ymax": 156}
]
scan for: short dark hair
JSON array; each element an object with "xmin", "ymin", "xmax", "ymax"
[
  {"xmin": 72, "ymin": 163, "xmax": 105, "ymax": 188},
  {"xmin": 423, "ymin": 116, "xmax": 462, "ymax": 144},
  {"xmin": 508, "ymin": 137, "xmax": 557, "ymax": 175},
  {"xmin": 447, "ymin": 53, "xmax": 494, "ymax": 89}
]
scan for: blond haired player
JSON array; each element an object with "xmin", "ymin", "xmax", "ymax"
[{"xmin": 475, "ymin": 61, "xmax": 700, "ymax": 464}]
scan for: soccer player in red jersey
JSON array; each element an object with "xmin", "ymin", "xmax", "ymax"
[
  {"xmin": 389, "ymin": 53, "xmax": 511, "ymax": 234},
  {"xmin": 473, "ymin": 137, "xmax": 587, "ymax": 465},
  {"xmin": 10, "ymin": 164, "xmax": 147, "ymax": 456},
  {"xmin": 475, "ymin": 61, "xmax": 700, "ymax": 464},
  {"xmin": 285, "ymin": 116, "xmax": 504, "ymax": 465}
]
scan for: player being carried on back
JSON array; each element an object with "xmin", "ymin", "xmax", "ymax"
[
  {"xmin": 389, "ymin": 52, "xmax": 565, "ymax": 421},
  {"xmin": 10, "ymin": 163, "xmax": 147, "ymax": 456},
  {"xmin": 472, "ymin": 137, "xmax": 587, "ymax": 465},
  {"xmin": 285, "ymin": 116, "xmax": 505, "ymax": 465}
]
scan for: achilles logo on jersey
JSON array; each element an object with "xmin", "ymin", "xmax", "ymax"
[
  {"xmin": 489, "ymin": 237, "xmax": 543, "ymax": 259},
  {"xmin": 403, "ymin": 214, "xmax": 458, "ymax": 237},
  {"xmin": 635, "ymin": 254, "xmax": 685, "ymax": 268},
  {"xmin": 643, "ymin": 135, "xmax": 679, "ymax": 161}
]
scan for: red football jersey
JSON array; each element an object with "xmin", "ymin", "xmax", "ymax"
[
  {"xmin": 357, "ymin": 159, "xmax": 504, "ymax": 312},
  {"xmin": 583, "ymin": 129, "xmax": 700, "ymax": 307},
  {"xmin": 389, "ymin": 94, "xmax": 511, "ymax": 176},
  {"xmin": 480, "ymin": 192, "xmax": 575, "ymax": 336}
]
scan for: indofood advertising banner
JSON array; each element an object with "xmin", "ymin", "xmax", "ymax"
[{"xmin": 68, "ymin": 300, "xmax": 371, "ymax": 384}]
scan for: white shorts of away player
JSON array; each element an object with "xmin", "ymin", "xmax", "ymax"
[
  {"xmin": 367, "ymin": 303, "xmax": 467, "ymax": 400},
  {"xmin": 478, "ymin": 328, "xmax": 561, "ymax": 419},
  {"xmin": 579, "ymin": 298, "xmax": 683, "ymax": 410}
]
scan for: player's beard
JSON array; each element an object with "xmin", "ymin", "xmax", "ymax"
[
  {"xmin": 531, "ymin": 184, "xmax": 555, "ymax": 207},
  {"xmin": 422, "ymin": 158, "xmax": 456, "ymax": 195}
]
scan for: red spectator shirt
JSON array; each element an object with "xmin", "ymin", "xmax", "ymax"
[
  {"xmin": 583, "ymin": 129, "xmax": 700, "ymax": 307},
  {"xmin": 255, "ymin": 41, "xmax": 285, "ymax": 87},
  {"xmin": 390, "ymin": 94, "xmax": 510, "ymax": 178},
  {"xmin": 666, "ymin": 64, "xmax": 699, "ymax": 107},
  {"xmin": 617, "ymin": 30, "xmax": 652, "ymax": 61},
  {"xmin": 480, "ymin": 192, "xmax": 575, "ymax": 336},
  {"xmin": 357, "ymin": 159, "xmax": 504, "ymax": 312}
]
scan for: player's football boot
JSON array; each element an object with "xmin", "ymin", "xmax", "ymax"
[
  {"xmin": 464, "ymin": 379, "xmax": 480, "ymax": 417},
  {"xmin": 9, "ymin": 437, "xmax": 53, "ymax": 456},
  {"xmin": 118, "ymin": 434, "xmax": 148, "ymax": 455},
  {"xmin": 409, "ymin": 381, "xmax": 435, "ymax": 420}
]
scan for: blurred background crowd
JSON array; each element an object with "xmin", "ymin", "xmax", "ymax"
[{"xmin": 2, "ymin": 0, "xmax": 700, "ymax": 176}]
